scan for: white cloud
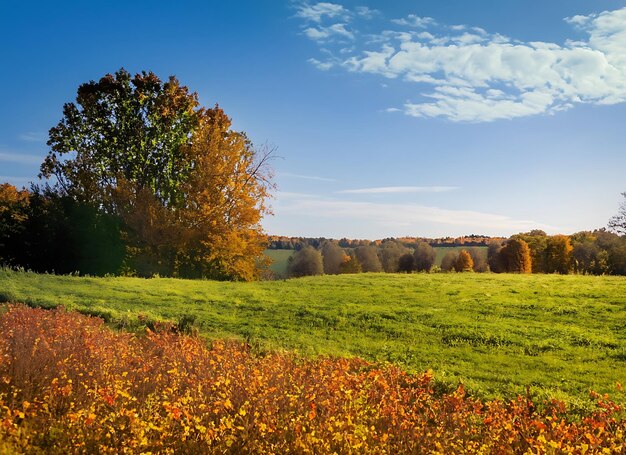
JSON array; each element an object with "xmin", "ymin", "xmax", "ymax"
[
  {"xmin": 298, "ymin": 5, "xmax": 626, "ymax": 122},
  {"xmin": 307, "ymin": 58, "xmax": 334, "ymax": 70},
  {"xmin": 452, "ymin": 33, "xmax": 486, "ymax": 45},
  {"xmin": 355, "ymin": 6, "xmax": 378, "ymax": 19},
  {"xmin": 304, "ymin": 23, "xmax": 354, "ymax": 42},
  {"xmin": 391, "ymin": 14, "xmax": 436, "ymax": 28},
  {"xmin": 339, "ymin": 186, "xmax": 458, "ymax": 194},
  {"xmin": 19, "ymin": 132, "xmax": 46, "ymax": 142},
  {"xmin": 564, "ymin": 14, "xmax": 593, "ymax": 27},
  {"xmin": 295, "ymin": 2, "xmax": 348, "ymax": 23},
  {"xmin": 0, "ymin": 151, "xmax": 43, "ymax": 165}
]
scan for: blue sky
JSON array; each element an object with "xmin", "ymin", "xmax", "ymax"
[{"xmin": 1, "ymin": 1, "xmax": 625, "ymax": 239}]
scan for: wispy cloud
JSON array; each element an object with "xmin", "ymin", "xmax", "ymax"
[
  {"xmin": 279, "ymin": 172, "xmax": 337, "ymax": 182},
  {"xmin": 391, "ymin": 14, "xmax": 436, "ymax": 28},
  {"xmin": 273, "ymin": 192, "xmax": 558, "ymax": 235},
  {"xmin": 355, "ymin": 6, "xmax": 379, "ymax": 20},
  {"xmin": 338, "ymin": 186, "xmax": 458, "ymax": 194},
  {"xmin": 19, "ymin": 132, "xmax": 46, "ymax": 142},
  {"xmin": 295, "ymin": 2, "xmax": 349, "ymax": 23},
  {"xmin": 295, "ymin": 2, "xmax": 378, "ymax": 44},
  {"xmin": 296, "ymin": 3, "xmax": 626, "ymax": 122},
  {"xmin": 308, "ymin": 57, "xmax": 334, "ymax": 70},
  {"xmin": 0, "ymin": 151, "xmax": 43, "ymax": 165},
  {"xmin": 274, "ymin": 191, "xmax": 321, "ymax": 199},
  {"xmin": 304, "ymin": 23, "xmax": 354, "ymax": 42}
]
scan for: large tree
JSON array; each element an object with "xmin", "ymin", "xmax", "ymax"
[{"xmin": 39, "ymin": 69, "xmax": 273, "ymax": 280}]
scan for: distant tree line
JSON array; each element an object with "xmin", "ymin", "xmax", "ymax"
[
  {"xmin": 268, "ymin": 234, "xmax": 504, "ymax": 251},
  {"xmin": 488, "ymin": 230, "xmax": 626, "ymax": 275},
  {"xmin": 280, "ymin": 227, "xmax": 626, "ymax": 278}
]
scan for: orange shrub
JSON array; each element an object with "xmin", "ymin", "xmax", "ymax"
[{"xmin": 0, "ymin": 304, "xmax": 625, "ymax": 453}]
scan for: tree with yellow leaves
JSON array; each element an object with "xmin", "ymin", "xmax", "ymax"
[
  {"xmin": 40, "ymin": 69, "xmax": 274, "ymax": 280},
  {"xmin": 176, "ymin": 107, "xmax": 274, "ymax": 280},
  {"xmin": 454, "ymin": 250, "xmax": 474, "ymax": 272}
]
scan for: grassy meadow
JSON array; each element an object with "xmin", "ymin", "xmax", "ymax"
[{"xmin": 2, "ymin": 269, "xmax": 625, "ymax": 407}]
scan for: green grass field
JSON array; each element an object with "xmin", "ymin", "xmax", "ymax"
[{"xmin": 1, "ymin": 269, "xmax": 625, "ymax": 407}]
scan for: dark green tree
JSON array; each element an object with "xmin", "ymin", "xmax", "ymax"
[
  {"xmin": 398, "ymin": 253, "xmax": 416, "ymax": 273},
  {"xmin": 41, "ymin": 68, "xmax": 200, "ymax": 210}
]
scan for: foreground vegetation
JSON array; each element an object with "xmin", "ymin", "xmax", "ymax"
[
  {"xmin": 2, "ymin": 269, "xmax": 625, "ymax": 406},
  {"xmin": 1, "ymin": 305, "xmax": 625, "ymax": 453}
]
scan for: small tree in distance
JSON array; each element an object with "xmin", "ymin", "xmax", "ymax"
[
  {"xmin": 339, "ymin": 252, "xmax": 362, "ymax": 274},
  {"xmin": 398, "ymin": 253, "xmax": 416, "ymax": 273},
  {"xmin": 355, "ymin": 245, "xmax": 383, "ymax": 272},
  {"xmin": 454, "ymin": 250, "xmax": 474, "ymax": 272},
  {"xmin": 414, "ymin": 241, "xmax": 436, "ymax": 272},
  {"xmin": 500, "ymin": 238, "xmax": 532, "ymax": 273},
  {"xmin": 544, "ymin": 235, "xmax": 573, "ymax": 274},
  {"xmin": 287, "ymin": 246, "xmax": 323, "ymax": 277},
  {"xmin": 487, "ymin": 240, "xmax": 505, "ymax": 273},
  {"xmin": 468, "ymin": 247, "xmax": 488, "ymax": 272},
  {"xmin": 378, "ymin": 240, "xmax": 408, "ymax": 272},
  {"xmin": 441, "ymin": 250, "xmax": 458, "ymax": 272},
  {"xmin": 608, "ymin": 192, "xmax": 626, "ymax": 235},
  {"xmin": 321, "ymin": 241, "xmax": 346, "ymax": 275}
]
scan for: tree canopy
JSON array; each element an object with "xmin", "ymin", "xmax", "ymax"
[{"xmin": 36, "ymin": 69, "xmax": 273, "ymax": 280}]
